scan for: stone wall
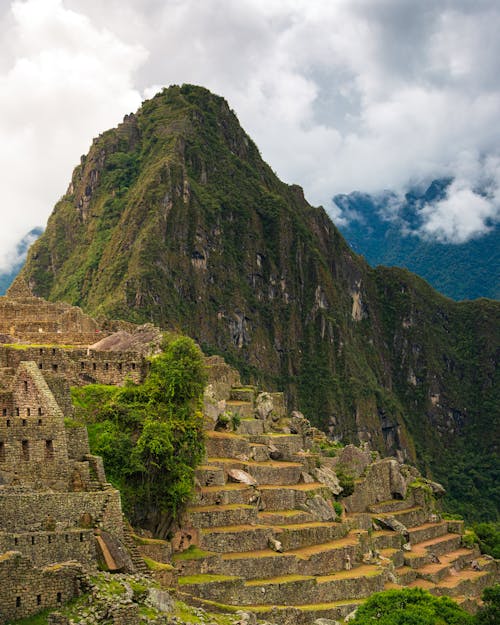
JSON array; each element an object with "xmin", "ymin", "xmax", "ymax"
[
  {"xmin": 0, "ymin": 362, "xmax": 71, "ymax": 489},
  {"xmin": 0, "ymin": 528, "xmax": 95, "ymax": 567},
  {"xmin": 0, "ymin": 551, "xmax": 83, "ymax": 625},
  {"xmin": 0, "ymin": 490, "xmax": 124, "ymax": 538},
  {"xmin": 0, "ymin": 346, "xmax": 146, "ymax": 387}
]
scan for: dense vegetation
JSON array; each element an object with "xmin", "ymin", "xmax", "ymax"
[
  {"xmin": 350, "ymin": 586, "xmax": 500, "ymax": 625},
  {"xmin": 18, "ymin": 84, "xmax": 500, "ymax": 522},
  {"xmin": 335, "ymin": 182, "xmax": 500, "ymax": 301},
  {"xmin": 71, "ymin": 334, "xmax": 206, "ymax": 533}
]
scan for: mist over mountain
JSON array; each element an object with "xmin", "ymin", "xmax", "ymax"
[
  {"xmin": 334, "ymin": 181, "xmax": 499, "ymax": 301},
  {"xmin": 16, "ymin": 86, "xmax": 499, "ymax": 520},
  {"xmin": 0, "ymin": 227, "xmax": 43, "ymax": 295}
]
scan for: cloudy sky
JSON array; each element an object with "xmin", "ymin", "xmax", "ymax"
[{"xmin": 1, "ymin": 0, "xmax": 499, "ymax": 272}]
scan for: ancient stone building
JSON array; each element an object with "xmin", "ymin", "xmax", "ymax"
[{"xmin": 0, "ymin": 285, "xmax": 141, "ymax": 624}]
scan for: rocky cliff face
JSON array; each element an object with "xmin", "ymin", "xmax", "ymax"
[{"xmin": 16, "ymin": 85, "xmax": 499, "ymax": 520}]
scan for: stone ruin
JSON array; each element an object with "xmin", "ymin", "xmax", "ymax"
[
  {"xmin": 0, "ymin": 286, "xmax": 153, "ymax": 624},
  {"xmin": 0, "ymin": 284, "xmax": 497, "ymax": 624}
]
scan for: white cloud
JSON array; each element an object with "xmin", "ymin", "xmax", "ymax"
[
  {"xmin": 0, "ymin": 0, "xmax": 145, "ymax": 272},
  {"xmin": 1, "ymin": 0, "xmax": 500, "ymax": 273}
]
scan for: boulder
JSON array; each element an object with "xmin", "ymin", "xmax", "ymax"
[
  {"xmin": 301, "ymin": 495, "xmax": 337, "ymax": 522},
  {"xmin": 312, "ymin": 466, "xmax": 343, "ymax": 495},
  {"xmin": 332, "ymin": 444, "xmax": 371, "ymax": 478},
  {"xmin": 255, "ymin": 392, "xmax": 274, "ymax": 420},
  {"xmin": 228, "ymin": 469, "xmax": 258, "ymax": 486}
]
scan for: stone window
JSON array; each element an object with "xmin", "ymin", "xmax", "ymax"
[
  {"xmin": 27, "ymin": 408, "xmax": 31, "ymax": 416},
  {"xmin": 52, "ymin": 363, "xmax": 58, "ymax": 372},
  {"xmin": 65, "ymin": 534, "xmax": 69, "ymax": 542},
  {"xmin": 31, "ymin": 535, "xmax": 35, "ymax": 545},
  {"xmin": 38, "ymin": 407, "xmax": 43, "ymax": 416},
  {"xmin": 45, "ymin": 439, "xmax": 54, "ymax": 460},
  {"xmin": 79, "ymin": 533, "xmax": 84, "ymax": 542},
  {"xmin": 2, "ymin": 408, "xmax": 6, "ymax": 416},
  {"xmin": 15, "ymin": 407, "xmax": 19, "ymax": 416},
  {"xmin": 22, "ymin": 419, "xmax": 27, "ymax": 427},
  {"xmin": 24, "ymin": 381, "xmax": 28, "ymax": 392},
  {"xmin": 37, "ymin": 595, "xmax": 42, "ymax": 606},
  {"xmin": 0, "ymin": 441, "xmax": 5, "ymax": 462},
  {"xmin": 38, "ymin": 419, "xmax": 43, "ymax": 426},
  {"xmin": 39, "ymin": 348, "xmax": 43, "ymax": 355},
  {"xmin": 57, "ymin": 592, "xmax": 62, "ymax": 603},
  {"xmin": 92, "ymin": 362, "xmax": 97, "ymax": 371},
  {"xmin": 6, "ymin": 419, "xmax": 11, "ymax": 427},
  {"xmin": 105, "ymin": 362, "xmax": 109, "ymax": 370},
  {"xmin": 16, "ymin": 597, "xmax": 21, "ymax": 608},
  {"xmin": 22, "ymin": 440, "xmax": 29, "ymax": 461},
  {"xmin": 118, "ymin": 362, "xmax": 122, "ymax": 371},
  {"xmin": 48, "ymin": 535, "xmax": 52, "ymax": 543},
  {"xmin": 14, "ymin": 537, "xmax": 18, "ymax": 546},
  {"xmin": 52, "ymin": 348, "xmax": 56, "ymax": 355},
  {"xmin": 81, "ymin": 362, "xmax": 85, "ymax": 370},
  {"xmin": 39, "ymin": 363, "xmax": 43, "ymax": 369},
  {"xmin": 131, "ymin": 362, "xmax": 136, "ymax": 370}
]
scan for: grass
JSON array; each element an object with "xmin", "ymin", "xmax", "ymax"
[
  {"xmin": 143, "ymin": 556, "xmax": 174, "ymax": 571},
  {"xmin": 178, "ymin": 574, "xmax": 239, "ymax": 585},
  {"xmin": 173, "ymin": 545, "xmax": 216, "ymax": 561}
]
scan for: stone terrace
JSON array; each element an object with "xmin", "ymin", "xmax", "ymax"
[{"xmin": 168, "ymin": 386, "xmax": 499, "ymax": 625}]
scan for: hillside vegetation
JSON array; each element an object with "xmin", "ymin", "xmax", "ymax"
[{"xmin": 17, "ymin": 85, "xmax": 499, "ymax": 521}]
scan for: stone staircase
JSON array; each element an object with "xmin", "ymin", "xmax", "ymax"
[{"xmin": 172, "ymin": 387, "xmax": 498, "ymax": 625}]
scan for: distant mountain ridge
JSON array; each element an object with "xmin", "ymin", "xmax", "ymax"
[
  {"xmin": 0, "ymin": 228, "xmax": 43, "ymax": 295},
  {"xmin": 334, "ymin": 181, "xmax": 500, "ymax": 301}
]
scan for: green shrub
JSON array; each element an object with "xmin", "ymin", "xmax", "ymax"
[
  {"xmin": 350, "ymin": 587, "xmax": 474, "ymax": 625},
  {"xmin": 472, "ymin": 522, "xmax": 500, "ymax": 559},
  {"xmin": 475, "ymin": 584, "xmax": 500, "ymax": 625},
  {"xmin": 71, "ymin": 334, "xmax": 207, "ymax": 524},
  {"xmin": 336, "ymin": 467, "xmax": 355, "ymax": 497}
]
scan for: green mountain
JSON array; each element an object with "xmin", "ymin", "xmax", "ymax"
[
  {"xmin": 334, "ymin": 182, "xmax": 500, "ymax": 301},
  {"xmin": 16, "ymin": 85, "xmax": 499, "ymax": 520}
]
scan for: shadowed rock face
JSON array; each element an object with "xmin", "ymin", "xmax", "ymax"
[{"xmin": 15, "ymin": 84, "xmax": 500, "ymax": 520}]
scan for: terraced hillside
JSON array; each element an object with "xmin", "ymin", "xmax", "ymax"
[{"xmin": 157, "ymin": 386, "xmax": 498, "ymax": 625}]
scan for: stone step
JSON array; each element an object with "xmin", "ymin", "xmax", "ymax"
[
  {"xmin": 411, "ymin": 567, "xmax": 496, "ymax": 598},
  {"xmin": 188, "ymin": 504, "xmax": 258, "ymax": 529},
  {"xmin": 417, "ymin": 553, "xmax": 495, "ymax": 586},
  {"xmin": 395, "ymin": 566, "xmax": 418, "ymax": 584},
  {"xmin": 195, "ymin": 464, "xmax": 226, "ymax": 487},
  {"xmin": 226, "ymin": 400, "xmax": 254, "ymax": 419},
  {"xmin": 379, "ymin": 547, "xmax": 405, "ymax": 568},
  {"xmin": 204, "ymin": 431, "xmax": 251, "ymax": 459},
  {"xmin": 369, "ymin": 499, "xmax": 416, "ymax": 514},
  {"xmin": 275, "ymin": 521, "xmax": 348, "ymax": 551},
  {"xmin": 259, "ymin": 482, "xmax": 330, "ymax": 510},
  {"xmin": 249, "ymin": 433, "xmax": 305, "ymax": 460},
  {"xmin": 249, "ymin": 443, "xmax": 270, "ymax": 461},
  {"xmin": 411, "ymin": 533, "xmax": 462, "ymax": 558},
  {"xmin": 409, "ymin": 521, "xmax": 449, "ymax": 545},
  {"xmin": 229, "ymin": 387, "xmax": 257, "ymax": 403},
  {"xmin": 193, "ymin": 484, "xmax": 256, "ymax": 506},
  {"xmin": 257, "ymin": 509, "xmax": 315, "ymax": 526},
  {"xmin": 199, "ymin": 524, "xmax": 271, "ymax": 553},
  {"xmin": 237, "ymin": 418, "xmax": 265, "ymax": 436},
  {"xmin": 288, "ymin": 531, "xmax": 365, "ymax": 576},
  {"xmin": 374, "ymin": 506, "xmax": 427, "ymax": 528},
  {"xmin": 219, "ymin": 549, "xmax": 298, "ymax": 579},
  {"xmin": 206, "ymin": 457, "xmax": 304, "ymax": 486},
  {"xmin": 184, "ymin": 597, "xmax": 363, "ymax": 625},
  {"xmin": 233, "ymin": 565, "xmax": 386, "ymax": 606},
  {"xmin": 213, "ymin": 530, "xmax": 365, "ymax": 579},
  {"xmin": 371, "ymin": 530, "xmax": 405, "ymax": 551}
]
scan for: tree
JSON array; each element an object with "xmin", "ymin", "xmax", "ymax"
[{"xmin": 350, "ymin": 588, "xmax": 473, "ymax": 625}]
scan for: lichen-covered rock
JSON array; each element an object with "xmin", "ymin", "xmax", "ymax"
[
  {"xmin": 301, "ymin": 494, "xmax": 337, "ymax": 522},
  {"xmin": 332, "ymin": 444, "xmax": 372, "ymax": 478},
  {"xmin": 255, "ymin": 392, "xmax": 274, "ymax": 420},
  {"xmin": 312, "ymin": 467, "xmax": 343, "ymax": 495}
]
